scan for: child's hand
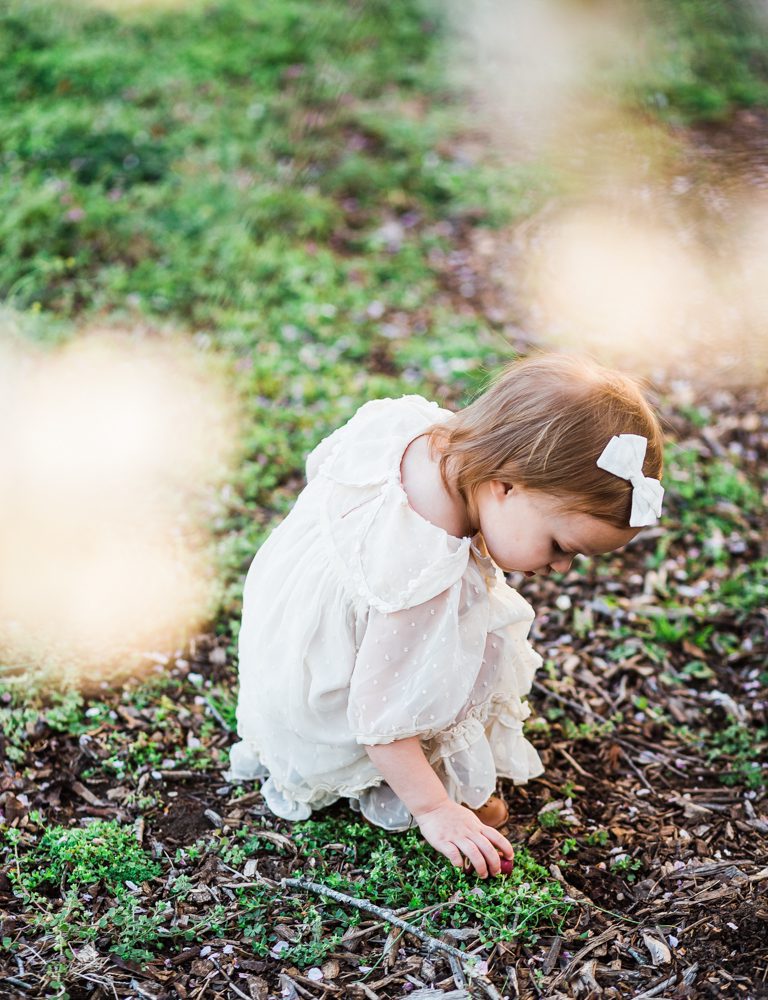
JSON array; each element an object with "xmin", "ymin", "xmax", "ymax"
[{"xmin": 413, "ymin": 799, "xmax": 514, "ymax": 878}]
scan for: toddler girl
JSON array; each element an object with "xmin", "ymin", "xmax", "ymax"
[{"xmin": 229, "ymin": 354, "xmax": 664, "ymax": 878}]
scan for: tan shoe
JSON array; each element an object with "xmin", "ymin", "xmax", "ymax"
[{"xmin": 468, "ymin": 795, "xmax": 509, "ymax": 829}]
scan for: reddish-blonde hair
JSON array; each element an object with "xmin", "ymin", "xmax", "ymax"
[{"xmin": 427, "ymin": 354, "xmax": 664, "ymax": 529}]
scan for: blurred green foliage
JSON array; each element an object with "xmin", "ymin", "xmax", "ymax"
[{"xmin": 640, "ymin": 0, "xmax": 768, "ymax": 120}]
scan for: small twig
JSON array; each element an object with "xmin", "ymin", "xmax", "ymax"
[
  {"xmin": 549, "ymin": 925, "xmax": 623, "ymax": 987},
  {"xmin": 281, "ymin": 877, "xmax": 469, "ymax": 963},
  {"xmin": 447, "ymin": 952, "xmax": 467, "ymax": 989},
  {"xmin": 225, "ymin": 789, "xmax": 264, "ymax": 807},
  {"xmin": 382, "ymin": 927, "xmax": 403, "ymax": 970},
  {"xmin": 354, "ymin": 984, "xmax": 380, "ymax": 1000},
  {"xmin": 221, "ymin": 880, "xmax": 277, "ymax": 890},
  {"xmin": 74, "ymin": 973, "xmax": 118, "ymax": 1000},
  {"xmin": 5, "ymin": 978, "xmax": 32, "ymax": 992},
  {"xmin": 632, "ymin": 962, "xmax": 699, "ymax": 1000},
  {"xmin": 475, "ymin": 977, "xmax": 504, "ymax": 999},
  {"xmin": 281, "ymin": 877, "xmax": 503, "ymax": 999},
  {"xmin": 630, "ymin": 970, "xmax": 683, "ymax": 999},
  {"xmin": 339, "ymin": 902, "xmax": 452, "ymax": 948},
  {"xmin": 189, "ymin": 970, "xmax": 218, "ymax": 1000},
  {"xmin": 502, "ymin": 964, "xmax": 519, "ymax": 999},
  {"xmin": 202, "ymin": 694, "xmax": 232, "ymax": 732},
  {"xmin": 553, "ymin": 743, "xmax": 595, "ymax": 779},
  {"xmin": 532, "ymin": 681, "xmax": 704, "ymax": 765},
  {"xmin": 618, "ymin": 746, "xmax": 658, "ymax": 795},
  {"xmin": 541, "ymin": 936, "xmax": 562, "ymax": 976},
  {"xmin": 209, "ymin": 958, "xmax": 252, "ymax": 1000},
  {"xmin": 340, "ymin": 919, "xmax": 389, "ymax": 946}
]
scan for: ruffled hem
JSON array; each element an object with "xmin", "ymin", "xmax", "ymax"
[
  {"xmin": 226, "ymin": 739, "xmax": 269, "ymax": 783},
  {"xmin": 228, "ymin": 740, "xmax": 410, "ymax": 829},
  {"xmin": 228, "ymin": 707, "xmax": 543, "ymax": 828},
  {"xmin": 424, "ymin": 691, "xmax": 531, "ymax": 758},
  {"xmin": 496, "ymin": 734, "xmax": 546, "ymax": 785},
  {"xmin": 424, "ymin": 692, "xmax": 544, "ymax": 803},
  {"xmin": 226, "ymin": 739, "xmax": 386, "ymax": 814},
  {"xmin": 352, "ymin": 784, "xmax": 413, "ymax": 831}
]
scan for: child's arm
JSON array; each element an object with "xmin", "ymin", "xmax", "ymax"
[{"xmin": 364, "ymin": 738, "xmax": 514, "ymax": 878}]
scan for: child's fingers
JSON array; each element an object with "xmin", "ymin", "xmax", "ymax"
[
  {"xmin": 472, "ymin": 833, "xmax": 505, "ymax": 876},
  {"xmin": 482, "ymin": 826, "xmax": 515, "ymax": 859},
  {"xmin": 441, "ymin": 842, "xmax": 465, "ymax": 870},
  {"xmin": 457, "ymin": 838, "xmax": 489, "ymax": 878}
]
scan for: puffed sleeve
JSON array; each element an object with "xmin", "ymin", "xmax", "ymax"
[
  {"xmin": 305, "ymin": 420, "xmax": 351, "ymax": 482},
  {"xmin": 306, "ymin": 398, "xmax": 404, "ymax": 484},
  {"xmin": 347, "ymin": 569, "xmax": 490, "ymax": 745},
  {"xmin": 327, "ymin": 481, "xmax": 472, "ymax": 613}
]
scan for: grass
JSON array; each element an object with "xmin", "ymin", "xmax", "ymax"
[
  {"xmin": 2, "ymin": 811, "xmax": 571, "ymax": 976},
  {"xmin": 7, "ymin": 820, "xmax": 161, "ymax": 894},
  {"xmin": 4, "ymin": 832, "xmax": 225, "ymax": 992},
  {"xmin": 4, "ymin": 820, "xmax": 173, "ymax": 976},
  {"xmin": 638, "ymin": 0, "xmax": 768, "ymax": 121},
  {"xmin": 216, "ymin": 815, "xmax": 570, "ymax": 964},
  {"xmin": 2, "ymin": 0, "xmax": 767, "ymax": 641},
  {"xmin": 0, "ymin": 0, "xmax": 516, "ymax": 320},
  {"xmin": 675, "ymin": 719, "xmax": 768, "ymax": 790},
  {"xmin": 0, "ymin": 0, "xmax": 534, "ymax": 639}
]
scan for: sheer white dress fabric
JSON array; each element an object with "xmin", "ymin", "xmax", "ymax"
[{"xmin": 229, "ymin": 395, "xmax": 545, "ymax": 830}]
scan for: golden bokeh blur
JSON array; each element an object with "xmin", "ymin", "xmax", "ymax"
[
  {"xmin": 520, "ymin": 206, "xmax": 711, "ymax": 368},
  {"xmin": 448, "ymin": 0, "xmax": 644, "ymax": 160},
  {"xmin": 451, "ymin": 0, "xmax": 768, "ymax": 385},
  {"xmin": 0, "ymin": 330, "xmax": 237, "ymax": 687}
]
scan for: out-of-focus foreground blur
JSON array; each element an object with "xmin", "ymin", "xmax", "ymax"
[{"xmin": 450, "ymin": 0, "xmax": 768, "ymax": 383}]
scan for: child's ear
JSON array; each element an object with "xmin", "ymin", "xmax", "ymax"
[{"xmin": 490, "ymin": 479, "xmax": 514, "ymax": 499}]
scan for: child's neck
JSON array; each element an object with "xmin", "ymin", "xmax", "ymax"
[{"xmin": 401, "ymin": 433, "xmax": 477, "ymax": 540}]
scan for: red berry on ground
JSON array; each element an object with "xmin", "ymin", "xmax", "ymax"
[{"xmin": 499, "ymin": 857, "xmax": 514, "ymax": 875}]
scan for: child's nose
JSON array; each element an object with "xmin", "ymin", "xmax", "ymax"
[{"xmin": 550, "ymin": 556, "xmax": 573, "ymax": 574}]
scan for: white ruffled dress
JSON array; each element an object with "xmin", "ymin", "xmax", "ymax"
[{"xmin": 229, "ymin": 395, "xmax": 545, "ymax": 830}]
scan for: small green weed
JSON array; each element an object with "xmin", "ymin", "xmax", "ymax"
[
  {"xmin": 8, "ymin": 820, "xmax": 160, "ymax": 895},
  {"xmin": 560, "ymin": 715, "xmax": 618, "ymax": 742},
  {"xmin": 585, "ymin": 829, "xmax": 610, "ymax": 847},
  {"xmin": 712, "ymin": 561, "xmax": 768, "ymax": 619},
  {"xmin": 609, "ymin": 855, "xmax": 644, "ymax": 882},
  {"xmin": 0, "ymin": 685, "xmax": 115, "ymax": 765},
  {"xmin": 636, "ymin": 0, "xmax": 768, "ymax": 121},
  {"xmin": 705, "ymin": 720, "xmax": 768, "ymax": 790},
  {"xmin": 3, "ymin": 821, "xmax": 231, "ymax": 967},
  {"xmin": 226, "ymin": 814, "xmax": 571, "ymax": 964},
  {"xmin": 538, "ymin": 809, "xmax": 565, "ymax": 830},
  {"xmin": 663, "ymin": 444, "xmax": 762, "ymax": 536}
]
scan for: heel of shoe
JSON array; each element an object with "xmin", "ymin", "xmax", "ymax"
[{"xmin": 468, "ymin": 795, "xmax": 509, "ymax": 829}]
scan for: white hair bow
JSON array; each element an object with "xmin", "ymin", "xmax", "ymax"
[{"xmin": 596, "ymin": 434, "xmax": 664, "ymax": 527}]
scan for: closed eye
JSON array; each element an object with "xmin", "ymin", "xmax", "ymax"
[{"xmin": 553, "ymin": 541, "xmax": 576, "ymax": 557}]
